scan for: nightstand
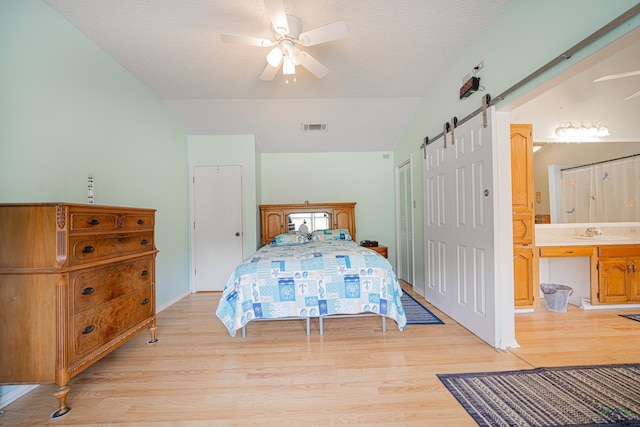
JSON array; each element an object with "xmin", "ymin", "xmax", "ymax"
[{"xmin": 366, "ymin": 245, "xmax": 388, "ymax": 258}]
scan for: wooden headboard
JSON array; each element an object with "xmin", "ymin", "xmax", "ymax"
[{"xmin": 259, "ymin": 202, "xmax": 356, "ymax": 246}]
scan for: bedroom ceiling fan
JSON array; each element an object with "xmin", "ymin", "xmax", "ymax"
[
  {"xmin": 594, "ymin": 69, "xmax": 640, "ymax": 100},
  {"xmin": 220, "ymin": 0, "xmax": 347, "ymax": 82}
]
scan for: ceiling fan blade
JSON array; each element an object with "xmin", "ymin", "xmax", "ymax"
[
  {"xmin": 220, "ymin": 33, "xmax": 273, "ymax": 47},
  {"xmin": 624, "ymin": 89, "xmax": 640, "ymax": 100},
  {"xmin": 594, "ymin": 69, "xmax": 640, "ymax": 82},
  {"xmin": 264, "ymin": 0, "xmax": 289, "ymax": 35},
  {"xmin": 260, "ymin": 62, "xmax": 281, "ymax": 81},
  {"xmin": 299, "ymin": 52, "xmax": 329, "ymax": 79},
  {"xmin": 298, "ymin": 21, "xmax": 347, "ymax": 46}
]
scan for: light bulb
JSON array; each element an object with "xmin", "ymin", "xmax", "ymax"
[
  {"xmin": 283, "ymin": 56, "xmax": 295, "ymax": 75},
  {"xmin": 266, "ymin": 47, "xmax": 282, "ymax": 67},
  {"xmin": 596, "ymin": 123, "xmax": 610, "ymax": 137}
]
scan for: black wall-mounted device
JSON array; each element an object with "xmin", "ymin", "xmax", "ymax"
[{"xmin": 459, "ymin": 76, "xmax": 480, "ymax": 99}]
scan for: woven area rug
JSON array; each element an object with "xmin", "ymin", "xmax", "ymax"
[
  {"xmin": 401, "ymin": 292, "xmax": 443, "ymax": 324},
  {"xmin": 438, "ymin": 364, "xmax": 640, "ymax": 427},
  {"xmin": 619, "ymin": 314, "xmax": 640, "ymax": 323}
]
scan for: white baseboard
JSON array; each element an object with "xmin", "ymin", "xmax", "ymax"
[
  {"xmin": 580, "ymin": 298, "xmax": 640, "ymax": 310},
  {"xmin": 0, "ymin": 385, "xmax": 38, "ymax": 409},
  {"xmin": 157, "ymin": 290, "xmax": 190, "ymax": 313}
]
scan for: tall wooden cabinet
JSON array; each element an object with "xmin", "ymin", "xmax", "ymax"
[
  {"xmin": 259, "ymin": 202, "xmax": 356, "ymax": 246},
  {"xmin": 511, "ymin": 124, "xmax": 537, "ymax": 307},
  {"xmin": 0, "ymin": 203, "xmax": 158, "ymax": 418}
]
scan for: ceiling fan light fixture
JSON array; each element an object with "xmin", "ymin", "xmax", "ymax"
[
  {"xmin": 266, "ymin": 47, "xmax": 283, "ymax": 67},
  {"xmin": 283, "ymin": 55, "xmax": 296, "ymax": 75},
  {"xmin": 290, "ymin": 47, "xmax": 304, "ymax": 65}
]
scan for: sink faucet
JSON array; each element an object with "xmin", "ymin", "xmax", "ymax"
[{"xmin": 584, "ymin": 227, "xmax": 602, "ymax": 237}]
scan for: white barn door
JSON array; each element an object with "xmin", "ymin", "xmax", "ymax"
[
  {"xmin": 423, "ymin": 107, "xmax": 515, "ymax": 348},
  {"xmin": 192, "ymin": 165, "xmax": 244, "ymax": 291}
]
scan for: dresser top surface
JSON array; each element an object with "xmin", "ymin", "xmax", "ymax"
[{"xmin": 0, "ymin": 203, "xmax": 156, "ymax": 212}]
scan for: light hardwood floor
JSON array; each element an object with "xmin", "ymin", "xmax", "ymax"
[{"xmin": 2, "ymin": 283, "xmax": 640, "ymax": 426}]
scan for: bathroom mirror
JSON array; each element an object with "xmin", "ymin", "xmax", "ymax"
[
  {"xmin": 510, "ymin": 29, "xmax": 640, "ymax": 223},
  {"xmin": 534, "ymin": 142, "xmax": 640, "ymax": 223}
]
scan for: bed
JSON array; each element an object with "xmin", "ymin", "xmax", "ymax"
[{"xmin": 215, "ymin": 229, "xmax": 407, "ymax": 337}]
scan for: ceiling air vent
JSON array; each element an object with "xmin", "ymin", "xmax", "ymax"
[{"xmin": 301, "ymin": 123, "xmax": 327, "ymax": 132}]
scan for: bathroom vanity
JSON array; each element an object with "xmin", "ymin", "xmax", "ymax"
[{"xmin": 536, "ymin": 223, "xmax": 640, "ymax": 307}]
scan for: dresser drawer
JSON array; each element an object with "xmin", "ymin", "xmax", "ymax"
[
  {"xmin": 69, "ymin": 232, "xmax": 154, "ymax": 265},
  {"xmin": 70, "ymin": 213, "xmax": 118, "ymax": 231},
  {"xmin": 71, "ymin": 257, "xmax": 153, "ymax": 315},
  {"xmin": 71, "ymin": 287, "xmax": 154, "ymax": 360},
  {"xmin": 70, "ymin": 212, "xmax": 154, "ymax": 232},
  {"xmin": 121, "ymin": 214, "xmax": 154, "ymax": 229}
]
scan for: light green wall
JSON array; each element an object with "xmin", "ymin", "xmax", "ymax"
[
  {"xmin": 394, "ymin": 0, "xmax": 640, "ymax": 294},
  {"xmin": 0, "ymin": 0, "xmax": 190, "ymax": 398},
  {"xmin": 260, "ymin": 152, "xmax": 397, "ymax": 267},
  {"xmin": 187, "ymin": 135, "xmax": 259, "ymax": 254}
]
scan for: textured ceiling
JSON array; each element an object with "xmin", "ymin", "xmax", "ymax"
[{"xmin": 43, "ymin": 0, "xmax": 515, "ymax": 152}]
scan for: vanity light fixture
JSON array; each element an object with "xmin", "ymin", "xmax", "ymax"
[{"xmin": 555, "ymin": 121, "xmax": 609, "ymax": 138}]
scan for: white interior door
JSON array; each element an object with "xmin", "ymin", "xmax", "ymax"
[
  {"xmin": 192, "ymin": 165, "xmax": 244, "ymax": 291},
  {"xmin": 396, "ymin": 159, "xmax": 414, "ymax": 285},
  {"xmin": 423, "ymin": 108, "xmax": 504, "ymax": 347}
]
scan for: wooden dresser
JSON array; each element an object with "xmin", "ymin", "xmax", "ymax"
[
  {"xmin": 0, "ymin": 203, "xmax": 158, "ymax": 418},
  {"xmin": 259, "ymin": 202, "xmax": 356, "ymax": 246}
]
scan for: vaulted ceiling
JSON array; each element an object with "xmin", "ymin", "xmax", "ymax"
[
  {"xmin": 511, "ymin": 27, "xmax": 640, "ymax": 143},
  {"xmin": 43, "ymin": 0, "xmax": 513, "ymax": 152}
]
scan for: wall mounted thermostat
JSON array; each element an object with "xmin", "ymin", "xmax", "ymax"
[{"xmin": 459, "ymin": 76, "xmax": 480, "ymax": 99}]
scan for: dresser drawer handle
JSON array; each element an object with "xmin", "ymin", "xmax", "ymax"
[
  {"xmin": 81, "ymin": 324, "xmax": 95, "ymax": 335},
  {"xmin": 88, "ymin": 219, "xmax": 100, "ymax": 225},
  {"xmin": 140, "ymin": 239, "xmax": 149, "ymax": 245},
  {"xmin": 81, "ymin": 287, "xmax": 94, "ymax": 295},
  {"xmin": 137, "ymin": 219, "xmax": 144, "ymax": 225},
  {"xmin": 141, "ymin": 270, "xmax": 149, "ymax": 277},
  {"xmin": 141, "ymin": 298, "xmax": 149, "ymax": 305},
  {"xmin": 82, "ymin": 245, "xmax": 95, "ymax": 254}
]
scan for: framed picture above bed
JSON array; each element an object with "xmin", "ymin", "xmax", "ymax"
[{"xmin": 259, "ymin": 202, "xmax": 356, "ymax": 246}]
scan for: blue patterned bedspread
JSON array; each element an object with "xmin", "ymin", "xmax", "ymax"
[{"xmin": 215, "ymin": 240, "xmax": 407, "ymax": 337}]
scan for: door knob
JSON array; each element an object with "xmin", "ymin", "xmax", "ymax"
[{"xmin": 235, "ymin": 232, "xmax": 241, "ymax": 236}]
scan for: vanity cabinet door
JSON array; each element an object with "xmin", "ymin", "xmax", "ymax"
[
  {"xmin": 514, "ymin": 247, "xmax": 535, "ymax": 306},
  {"xmin": 512, "ymin": 213, "xmax": 533, "ymax": 245},
  {"xmin": 629, "ymin": 256, "xmax": 640, "ymax": 301},
  {"xmin": 598, "ymin": 257, "xmax": 631, "ymax": 303},
  {"xmin": 511, "ymin": 124, "xmax": 536, "ymax": 307}
]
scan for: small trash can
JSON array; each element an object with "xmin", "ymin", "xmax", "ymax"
[{"xmin": 540, "ymin": 283, "xmax": 573, "ymax": 312}]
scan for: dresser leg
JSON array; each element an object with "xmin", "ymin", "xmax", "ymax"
[
  {"xmin": 50, "ymin": 386, "xmax": 71, "ymax": 419},
  {"xmin": 147, "ymin": 324, "xmax": 158, "ymax": 344}
]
